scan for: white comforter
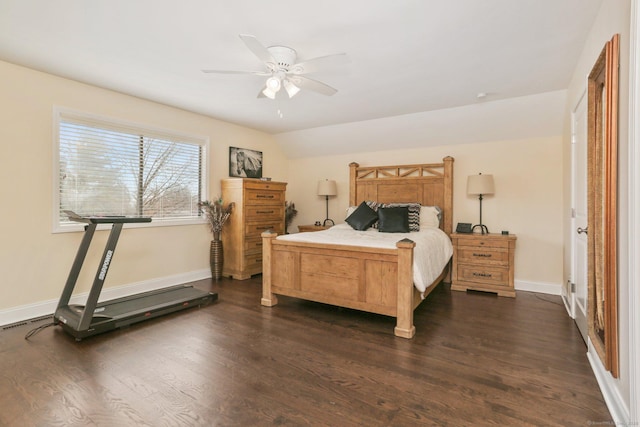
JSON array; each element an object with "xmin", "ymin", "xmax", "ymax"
[{"xmin": 277, "ymin": 223, "xmax": 453, "ymax": 294}]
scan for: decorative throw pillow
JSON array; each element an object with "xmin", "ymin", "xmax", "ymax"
[
  {"xmin": 420, "ymin": 206, "xmax": 441, "ymax": 228},
  {"xmin": 377, "ymin": 206, "xmax": 410, "ymax": 233},
  {"xmin": 381, "ymin": 203, "xmax": 421, "ymax": 231},
  {"xmin": 345, "ymin": 201, "xmax": 378, "ymax": 231}
]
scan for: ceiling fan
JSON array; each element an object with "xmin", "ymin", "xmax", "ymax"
[{"xmin": 202, "ymin": 34, "xmax": 347, "ymax": 99}]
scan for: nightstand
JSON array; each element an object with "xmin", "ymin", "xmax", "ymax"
[
  {"xmin": 297, "ymin": 224, "xmax": 330, "ymax": 232},
  {"xmin": 450, "ymin": 233, "xmax": 517, "ymax": 297}
]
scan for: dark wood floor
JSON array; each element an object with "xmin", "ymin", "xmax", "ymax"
[{"xmin": 0, "ymin": 277, "xmax": 611, "ymax": 426}]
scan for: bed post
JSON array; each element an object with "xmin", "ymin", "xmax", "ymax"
[
  {"xmin": 442, "ymin": 156, "xmax": 455, "ymax": 284},
  {"xmin": 349, "ymin": 162, "xmax": 359, "ymax": 206},
  {"xmin": 394, "ymin": 238, "xmax": 416, "ymax": 338},
  {"xmin": 261, "ymin": 231, "xmax": 278, "ymax": 307},
  {"xmin": 442, "ymin": 156, "xmax": 454, "ymax": 236}
]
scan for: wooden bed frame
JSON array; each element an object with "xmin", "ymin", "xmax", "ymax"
[{"xmin": 261, "ymin": 157, "xmax": 454, "ymax": 338}]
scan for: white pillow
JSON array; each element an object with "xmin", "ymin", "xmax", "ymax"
[
  {"xmin": 420, "ymin": 206, "xmax": 441, "ymax": 228},
  {"xmin": 345, "ymin": 205, "xmax": 357, "ymax": 218}
]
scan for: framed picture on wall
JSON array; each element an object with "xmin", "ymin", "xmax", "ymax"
[{"xmin": 229, "ymin": 147, "xmax": 263, "ymax": 178}]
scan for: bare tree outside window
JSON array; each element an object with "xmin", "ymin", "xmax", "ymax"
[{"xmin": 58, "ymin": 117, "xmax": 204, "ymax": 224}]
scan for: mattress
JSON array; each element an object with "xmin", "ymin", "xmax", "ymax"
[{"xmin": 276, "ymin": 223, "xmax": 453, "ymax": 293}]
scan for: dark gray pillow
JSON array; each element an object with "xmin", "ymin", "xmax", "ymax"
[
  {"xmin": 345, "ymin": 201, "xmax": 378, "ymax": 231},
  {"xmin": 377, "ymin": 206, "xmax": 410, "ymax": 233},
  {"xmin": 381, "ymin": 202, "xmax": 420, "ymax": 231}
]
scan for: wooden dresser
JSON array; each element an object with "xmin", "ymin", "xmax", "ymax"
[
  {"xmin": 221, "ymin": 179, "xmax": 287, "ymax": 280},
  {"xmin": 450, "ymin": 233, "xmax": 517, "ymax": 297}
]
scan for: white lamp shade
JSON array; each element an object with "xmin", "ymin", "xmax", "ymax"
[
  {"xmin": 467, "ymin": 174, "xmax": 495, "ymax": 195},
  {"xmin": 317, "ymin": 179, "xmax": 337, "ymax": 196}
]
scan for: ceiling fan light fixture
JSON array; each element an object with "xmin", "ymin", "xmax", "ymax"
[
  {"xmin": 266, "ymin": 75, "xmax": 282, "ymax": 92},
  {"xmin": 283, "ymin": 79, "xmax": 300, "ymax": 98},
  {"xmin": 262, "ymin": 86, "xmax": 277, "ymax": 99}
]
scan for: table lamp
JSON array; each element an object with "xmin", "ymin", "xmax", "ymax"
[
  {"xmin": 317, "ymin": 179, "xmax": 337, "ymax": 226},
  {"xmin": 467, "ymin": 173, "xmax": 495, "ymax": 234}
]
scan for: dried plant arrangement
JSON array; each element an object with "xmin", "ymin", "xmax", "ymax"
[
  {"xmin": 285, "ymin": 201, "xmax": 298, "ymax": 233},
  {"xmin": 199, "ymin": 198, "xmax": 234, "ymax": 240}
]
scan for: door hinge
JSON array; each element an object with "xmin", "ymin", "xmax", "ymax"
[
  {"xmin": 571, "ymin": 208, "xmax": 576, "ymax": 218},
  {"xmin": 571, "ymin": 281, "xmax": 576, "ymax": 293}
]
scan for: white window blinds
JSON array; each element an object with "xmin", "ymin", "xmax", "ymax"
[{"xmin": 56, "ymin": 111, "xmax": 206, "ymax": 227}]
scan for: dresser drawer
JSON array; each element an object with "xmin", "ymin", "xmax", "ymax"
[
  {"xmin": 244, "ymin": 252, "xmax": 263, "ymax": 270},
  {"xmin": 458, "ymin": 264, "xmax": 510, "ymax": 287},
  {"xmin": 245, "ymin": 221, "xmax": 284, "ymax": 237},
  {"xmin": 246, "ymin": 205, "xmax": 284, "ymax": 221},
  {"xmin": 244, "ymin": 236, "xmax": 263, "ymax": 255},
  {"xmin": 245, "ymin": 189, "xmax": 285, "ymax": 205},
  {"xmin": 457, "ymin": 247, "xmax": 509, "ymax": 266}
]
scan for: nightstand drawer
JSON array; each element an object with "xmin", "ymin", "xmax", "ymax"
[
  {"xmin": 456, "ymin": 237, "xmax": 509, "ymax": 249},
  {"xmin": 245, "ymin": 189, "xmax": 285, "ymax": 205},
  {"xmin": 458, "ymin": 265, "xmax": 510, "ymax": 287},
  {"xmin": 457, "ymin": 247, "xmax": 509, "ymax": 266}
]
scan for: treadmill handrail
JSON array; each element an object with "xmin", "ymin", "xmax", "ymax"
[{"xmin": 64, "ymin": 210, "xmax": 152, "ymax": 224}]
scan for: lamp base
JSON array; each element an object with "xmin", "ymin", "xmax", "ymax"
[
  {"xmin": 322, "ymin": 218, "xmax": 335, "ymax": 227},
  {"xmin": 471, "ymin": 224, "xmax": 489, "ymax": 235}
]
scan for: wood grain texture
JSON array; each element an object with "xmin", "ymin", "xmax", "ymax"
[
  {"xmin": 221, "ymin": 179, "xmax": 287, "ymax": 280},
  {"xmin": 1, "ymin": 277, "xmax": 611, "ymax": 426},
  {"xmin": 451, "ymin": 233, "xmax": 517, "ymax": 298},
  {"xmin": 262, "ymin": 158, "xmax": 454, "ymax": 338}
]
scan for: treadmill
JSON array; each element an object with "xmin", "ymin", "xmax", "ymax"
[{"xmin": 54, "ymin": 211, "xmax": 217, "ymax": 340}]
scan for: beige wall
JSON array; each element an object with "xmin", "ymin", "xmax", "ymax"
[
  {"xmin": 562, "ymin": 0, "xmax": 632, "ymax": 417},
  {"xmin": 0, "ymin": 60, "xmax": 287, "ymax": 311},
  {"xmin": 286, "ymin": 136, "xmax": 564, "ymax": 288}
]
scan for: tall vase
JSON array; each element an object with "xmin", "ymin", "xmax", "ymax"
[{"xmin": 210, "ymin": 239, "xmax": 224, "ymax": 281}]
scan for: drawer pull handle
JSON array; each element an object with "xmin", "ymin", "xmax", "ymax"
[
  {"xmin": 256, "ymin": 210, "xmax": 275, "ymax": 214},
  {"xmin": 472, "ymin": 272, "xmax": 492, "ymax": 278},
  {"xmin": 473, "ymin": 253, "xmax": 492, "ymax": 258},
  {"xmin": 256, "ymin": 225, "xmax": 274, "ymax": 230},
  {"xmin": 256, "ymin": 258, "xmax": 262, "ymax": 263},
  {"xmin": 256, "ymin": 194, "xmax": 275, "ymax": 199}
]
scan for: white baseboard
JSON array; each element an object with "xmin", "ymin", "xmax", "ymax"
[
  {"xmin": 515, "ymin": 279, "xmax": 561, "ymax": 295},
  {"xmin": 0, "ymin": 269, "xmax": 211, "ymax": 327},
  {"xmin": 587, "ymin": 339, "xmax": 630, "ymax": 425}
]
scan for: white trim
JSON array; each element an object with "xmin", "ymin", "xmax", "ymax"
[
  {"xmin": 0, "ymin": 269, "xmax": 211, "ymax": 327},
  {"xmin": 515, "ymin": 279, "xmax": 561, "ymax": 295},
  {"xmin": 628, "ymin": 0, "xmax": 640, "ymax": 423},
  {"xmin": 587, "ymin": 339, "xmax": 630, "ymax": 424}
]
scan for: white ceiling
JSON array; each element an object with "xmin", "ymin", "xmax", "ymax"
[{"xmin": 0, "ymin": 0, "xmax": 602, "ymax": 135}]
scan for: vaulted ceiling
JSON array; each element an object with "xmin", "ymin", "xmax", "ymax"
[{"xmin": 0, "ymin": 0, "xmax": 602, "ymax": 134}]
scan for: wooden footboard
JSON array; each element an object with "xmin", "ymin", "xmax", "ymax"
[{"xmin": 261, "ymin": 231, "xmax": 437, "ymax": 338}]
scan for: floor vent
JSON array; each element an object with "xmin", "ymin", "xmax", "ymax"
[
  {"xmin": 2, "ymin": 321, "xmax": 28, "ymax": 330},
  {"xmin": 2, "ymin": 315, "xmax": 53, "ymax": 331}
]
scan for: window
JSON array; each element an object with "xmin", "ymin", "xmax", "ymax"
[{"xmin": 54, "ymin": 108, "xmax": 208, "ymax": 231}]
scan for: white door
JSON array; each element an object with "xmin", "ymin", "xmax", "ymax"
[{"xmin": 568, "ymin": 91, "xmax": 589, "ymax": 343}]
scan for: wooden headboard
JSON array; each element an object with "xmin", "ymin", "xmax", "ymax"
[{"xmin": 349, "ymin": 157, "xmax": 454, "ymax": 235}]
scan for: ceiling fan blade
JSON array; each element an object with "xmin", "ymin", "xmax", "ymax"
[
  {"xmin": 201, "ymin": 69, "xmax": 270, "ymax": 76},
  {"xmin": 288, "ymin": 53, "xmax": 349, "ymax": 75},
  {"xmin": 239, "ymin": 34, "xmax": 276, "ymax": 68},
  {"xmin": 289, "ymin": 76, "xmax": 338, "ymax": 96}
]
